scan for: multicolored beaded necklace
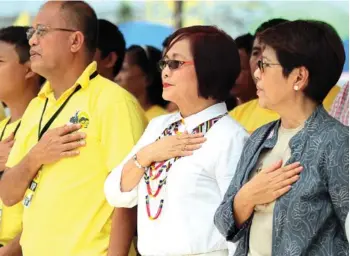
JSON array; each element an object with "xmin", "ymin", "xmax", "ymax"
[{"xmin": 145, "ymin": 113, "xmax": 226, "ymax": 220}]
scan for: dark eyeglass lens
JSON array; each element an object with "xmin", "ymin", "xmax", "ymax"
[{"xmin": 168, "ymin": 60, "xmax": 180, "ymax": 70}]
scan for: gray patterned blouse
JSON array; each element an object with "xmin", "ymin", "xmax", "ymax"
[{"xmin": 214, "ymin": 105, "xmax": 349, "ymax": 256}]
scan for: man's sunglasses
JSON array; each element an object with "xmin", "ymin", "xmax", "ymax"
[{"xmin": 158, "ymin": 59, "xmax": 194, "ymax": 71}]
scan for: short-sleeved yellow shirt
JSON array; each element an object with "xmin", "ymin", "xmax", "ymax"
[
  {"xmin": 229, "ymin": 85, "xmax": 341, "ymax": 133},
  {"xmin": 6, "ymin": 62, "xmax": 148, "ymax": 256},
  {"xmin": 0, "ymin": 118, "xmax": 22, "ymax": 246}
]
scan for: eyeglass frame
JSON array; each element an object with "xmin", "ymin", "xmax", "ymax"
[
  {"xmin": 26, "ymin": 25, "xmax": 78, "ymax": 41},
  {"xmin": 257, "ymin": 59, "xmax": 282, "ymax": 73},
  {"xmin": 158, "ymin": 59, "xmax": 194, "ymax": 71}
]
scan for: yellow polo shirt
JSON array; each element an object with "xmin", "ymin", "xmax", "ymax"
[
  {"xmin": 145, "ymin": 105, "xmax": 168, "ymax": 121},
  {"xmin": 230, "ymin": 85, "xmax": 340, "ymax": 133},
  {"xmin": 6, "ymin": 62, "xmax": 148, "ymax": 256},
  {"xmin": 323, "ymin": 84, "xmax": 341, "ymax": 112},
  {"xmin": 0, "ymin": 118, "xmax": 22, "ymax": 246}
]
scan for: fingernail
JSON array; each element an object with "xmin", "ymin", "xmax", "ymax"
[{"xmin": 80, "ymin": 140, "xmax": 86, "ymax": 145}]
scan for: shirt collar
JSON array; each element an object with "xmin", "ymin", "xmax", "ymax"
[
  {"xmin": 38, "ymin": 61, "xmax": 98, "ymax": 99},
  {"xmin": 168, "ymin": 102, "xmax": 227, "ymax": 132}
]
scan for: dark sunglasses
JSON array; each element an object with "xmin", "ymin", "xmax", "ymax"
[{"xmin": 158, "ymin": 59, "xmax": 194, "ymax": 71}]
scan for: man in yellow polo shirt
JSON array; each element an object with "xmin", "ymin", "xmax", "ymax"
[
  {"xmin": 0, "ymin": 1, "xmax": 147, "ymax": 256},
  {"xmin": 230, "ymin": 18, "xmax": 340, "ymax": 133}
]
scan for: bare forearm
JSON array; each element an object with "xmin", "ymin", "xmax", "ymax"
[
  {"xmin": 0, "ymin": 153, "xmax": 41, "ymax": 206},
  {"xmin": 121, "ymin": 149, "xmax": 151, "ymax": 192},
  {"xmin": 107, "ymin": 207, "xmax": 137, "ymax": 256},
  {"xmin": 0, "ymin": 233, "xmax": 22, "ymax": 256},
  {"xmin": 233, "ymin": 187, "xmax": 254, "ymax": 227},
  {"xmin": 120, "ymin": 158, "xmax": 146, "ymax": 192}
]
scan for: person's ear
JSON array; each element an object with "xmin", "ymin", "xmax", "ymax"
[
  {"xmin": 70, "ymin": 31, "xmax": 84, "ymax": 53},
  {"xmin": 104, "ymin": 52, "xmax": 118, "ymax": 69},
  {"xmin": 291, "ymin": 66, "xmax": 309, "ymax": 91},
  {"xmin": 24, "ymin": 61, "xmax": 36, "ymax": 80}
]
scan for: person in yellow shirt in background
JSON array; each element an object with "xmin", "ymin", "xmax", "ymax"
[
  {"xmin": 0, "ymin": 1, "xmax": 147, "ymax": 256},
  {"xmin": 0, "ymin": 26, "xmax": 42, "ymax": 256},
  {"xmin": 231, "ymin": 33, "xmax": 256, "ymax": 106},
  {"xmin": 225, "ymin": 33, "xmax": 256, "ymax": 112},
  {"xmin": 116, "ymin": 45, "xmax": 168, "ymax": 121},
  {"xmin": 94, "ymin": 19, "xmax": 126, "ymax": 82},
  {"xmin": 230, "ymin": 18, "xmax": 341, "ymax": 133},
  {"xmin": 93, "ymin": 20, "xmax": 139, "ymax": 256}
]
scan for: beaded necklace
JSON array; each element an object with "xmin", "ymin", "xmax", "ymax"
[{"xmin": 145, "ymin": 113, "xmax": 226, "ymax": 220}]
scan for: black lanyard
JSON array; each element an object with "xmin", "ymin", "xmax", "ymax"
[
  {"xmin": 0, "ymin": 118, "xmax": 21, "ymax": 141},
  {"xmin": 37, "ymin": 71, "xmax": 98, "ymax": 141}
]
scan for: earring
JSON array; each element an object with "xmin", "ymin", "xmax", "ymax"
[{"xmin": 293, "ymin": 85, "xmax": 299, "ymax": 91}]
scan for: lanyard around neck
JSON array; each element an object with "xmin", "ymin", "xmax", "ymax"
[
  {"xmin": 0, "ymin": 118, "xmax": 21, "ymax": 141},
  {"xmin": 0, "ymin": 119, "xmax": 22, "ymax": 179},
  {"xmin": 37, "ymin": 71, "xmax": 98, "ymax": 141}
]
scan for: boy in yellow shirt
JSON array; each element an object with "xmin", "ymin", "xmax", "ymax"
[{"xmin": 0, "ymin": 26, "xmax": 43, "ymax": 255}]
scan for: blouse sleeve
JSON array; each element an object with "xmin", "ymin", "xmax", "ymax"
[
  {"xmin": 214, "ymin": 134, "xmax": 255, "ymax": 243},
  {"xmin": 104, "ymin": 118, "xmax": 158, "ymax": 208}
]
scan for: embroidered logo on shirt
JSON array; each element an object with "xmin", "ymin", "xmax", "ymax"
[{"xmin": 69, "ymin": 111, "xmax": 90, "ymax": 128}]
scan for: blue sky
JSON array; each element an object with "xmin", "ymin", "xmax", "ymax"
[
  {"xmin": 1, "ymin": 0, "xmax": 346, "ymax": 18},
  {"xmin": 0, "ymin": 0, "xmax": 120, "ymax": 17}
]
